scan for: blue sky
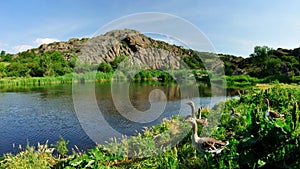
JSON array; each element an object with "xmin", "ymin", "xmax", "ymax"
[{"xmin": 0, "ymin": 0, "xmax": 299, "ymax": 57}]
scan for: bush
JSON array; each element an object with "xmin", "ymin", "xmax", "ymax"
[
  {"xmin": 0, "ymin": 142, "xmax": 56, "ymax": 169},
  {"xmin": 53, "ymin": 136, "xmax": 69, "ymax": 157},
  {"xmin": 98, "ymin": 62, "xmax": 113, "ymax": 73}
]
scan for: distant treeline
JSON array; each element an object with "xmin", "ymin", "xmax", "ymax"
[
  {"xmin": 1, "ymin": 45, "xmax": 300, "ymax": 84},
  {"xmin": 221, "ymin": 46, "xmax": 300, "ymax": 77}
]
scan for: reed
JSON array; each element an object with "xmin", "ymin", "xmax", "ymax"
[{"xmin": 0, "ymin": 72, "xmax": 115, "ymax": 87}]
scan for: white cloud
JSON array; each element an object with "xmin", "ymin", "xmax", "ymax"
[
  {"xmin": 9, "ymin": 37, "xmax": 59, "ymax": 53},
  {"xmin": 12, "ymin": 45, "xmax": 33, "ymax": 53},
  {"xmin": 0, "ymin": 42, "xmax": 8, "ymax": 47},
  {"xmin": 33, "ymin": 38, "xmax": 59, "ymax": 46}
]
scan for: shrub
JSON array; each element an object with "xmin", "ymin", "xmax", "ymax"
[
  {"xmin": 0, "ymin": 142, "xmax": 56, "ymax": 169},
  {"xmin": 98, "ymin": 62, "xmax": 113, "ymax": 73}
]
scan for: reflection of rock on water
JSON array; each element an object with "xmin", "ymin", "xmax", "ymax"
[{"xmin": 149, "ymin": 89, "xmax": 167, "ymax": 103}]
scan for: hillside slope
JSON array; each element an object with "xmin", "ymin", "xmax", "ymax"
[{"xmin": 0, "ymin": 29, "xmax": 299, "ymax": 79}]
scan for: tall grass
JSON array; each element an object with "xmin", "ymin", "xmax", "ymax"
[
  {"xmin": 0, "ymin": 141, "xmax": 56, "ymax": 169},
  {"xmin": 0, "ymin": 75, "xmax": 74, "ymax": 87},
  {"xmin": 0, "ymin": 72, "xmax": 115, "ymax": 88},
  {"xmin": 3, "ymin": 70, "xmax": 298, "ymax": 90}
]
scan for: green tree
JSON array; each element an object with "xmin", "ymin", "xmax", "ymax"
[
  {"xmin": 98, "ymin": 62, "xmax": 113, "ymax": 73},
  {"xmin": 0, "ymin": 63, "xmax": 7, "ymax": 77},
  {"xmin": 7, "ymin": 62, "xmax": 28, "ymax": 77},
  {"xmin": 250, "ymin": 46, "xmax": 272, "ymax": 65},
  {"xmin": 27, "ymin": 60, "xmax": 44, "ymax": 77},
  {"xmin": 111, "ymin": 54, "xmax": 126, "ymax": 69},
  {"xmin": 265, "ymin": 58, "xmax": 281, "ymax": 76},
  {"xmin": 18, "ymin": 51, "xmax": 37, "ymax": 60},
  {"xmin": 250, "ymin": 46, "xmax": 273, "ymax": 76},
  {"xmin": 224, "ymin": 62, "xmax": 234, "ymax": 76},
  {"xmin": 0, "ymin": 50, "xmax": 6, "ymax": 57},
  {"xmin": 1, "ymin": 53, "xmax": 13, "ymax": 62},
  {"xmin": 40, "ymin": 51, "xmax": 71, "ymax": 76}
]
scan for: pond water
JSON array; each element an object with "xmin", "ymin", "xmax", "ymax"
[{"xmin": 0, "ymin": 82, "xmax": 238, "ymax": 155}]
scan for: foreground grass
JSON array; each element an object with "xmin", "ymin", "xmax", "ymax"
[{"xmin": 1, "ymin": 85, "xmax": 300, "ymax": 168}]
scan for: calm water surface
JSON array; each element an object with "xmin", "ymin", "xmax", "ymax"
[{"xmin": 0, "ymin": 82, "xmax": 237, "ymax": 155}]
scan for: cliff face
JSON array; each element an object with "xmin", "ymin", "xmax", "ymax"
[
  {"xmin": 27, "ymin": 29, "xmax": 192, "ymax": 70},
  {"xmin": 79, "ymin": 29, "xmax": 191, "ymax": 70}
]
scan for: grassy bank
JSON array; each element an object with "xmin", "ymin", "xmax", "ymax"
[
  {"xmin": 226, "ymin": 75, "xmax": 300, "ymax": 89},
  {"xmin": 1, "ymin": 85, "xmax": 299, "ymax": 168},
  {"xmin": 0, "ymin": 72, "xmax": 114, "ymax": 87},
  {"xmin": 0, "ymin": 70, "xmax": 207, "ymax": 87},
  {"xmin": 1, "ymin": 69, "xmax": 300, "ymax": 90}
]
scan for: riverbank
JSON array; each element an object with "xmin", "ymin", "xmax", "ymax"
[
  {"xmin": 1, "ymin": 85, "xmax": 299, "ymax": 168},
  {"xmin": 1, "ymin": 70, "xmax": 299, "ymax": 91},
  {"xmin": 0, "ymin": 70, "xmax": 208, "ymax": 87},
  {"xmin": 0, "ymin": 72, "xmax": 114, "ymax": 87},
  {"xmin": 226, "ymin": 75, "xmax": 300, "ymax": 89}
]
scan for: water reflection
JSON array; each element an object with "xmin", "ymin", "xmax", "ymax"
[{"xmin": 0, "ymin": 82, "xmax": 238, "ymax": 155}]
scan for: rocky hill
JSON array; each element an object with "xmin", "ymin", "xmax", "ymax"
[
  {"xmin": 4, "ymin": 29, "xmax": 300, "ymax": 78},
  {"xmin": 25, "ymin": 29, "xmax": 194, "ymax": 70},
  {"xmin": 78, "ymin": 29, "xmax": 190, "ymax": 70},
  {"xmin": 21, "ymin": 29, "xmax": 225, "ymax": 71}
]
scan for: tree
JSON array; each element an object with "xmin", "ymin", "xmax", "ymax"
[
  {"xmin": 0, "ymin": 62, "xmax": 7, "ymax": 77},
  {"xmin": 250, "ymin": 46, "xmax": 273, "ymax": 77},
  {"xmin": 224, "ymin": 62, "xmax": 234, "ymax": 76},
  {"xmin": 1, "ymin": 53, "xmax": 12, "ymax": 62},
  {"xmin": 98, "ymin": 62, "xmax": 113, "ymax": 73},
  {"xmin": 265, "ymin": 58, "xmax": 281, "ymax": 76},
  {"xmin": 250, "ymin": 46, "xmax": 272, "ymax": 64},
  {"xmin": 18, "ymin": 51, "xmax": 37, "ymax": 60},
  {"xmin": 39, "ymin": 51, "xmax": 71, "ymax": 76},
  {"xmin": 27, "ymin": 60, "xmax": 44, "ymax": 77},
  {"xmin": 0, "ymin": 50, "xmax": 6, "ymax": 57},
  {"xmin": 7, "ymin": 62, "xmax": 28, "ymax": 77}
]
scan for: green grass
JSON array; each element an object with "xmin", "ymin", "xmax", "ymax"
[
  {"xmin": 226, "ymin": 75, "xmax": 263, "ymax": 89},
  {"xmin": 1, "ymin": 69, "xmax": 299, "ymax": 91},
  {"xmin": 0, "ymin": 72, "xmax": 115, "ymax": 87},
  {"xmin": 0, "ymin": 69, "xmax": 210, "ymax": 87},
  {"xmin": 0, "ymin": 75, "xmax": 74, "ymax": 87},
  {"xmin": 1, "ymin": 85, "xmax": 299, "ymax": 168},
  {"xmin": 226, "ymin": 75, "xmax": 300, "ymax": 89}
]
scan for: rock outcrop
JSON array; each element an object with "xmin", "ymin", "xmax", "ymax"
[
  {"xmin": 26, "ymin": 29, "xmax": 193, "ymax": 70},
  {"xmin": 80, "ymin": 29, "xmax": 186, "ymax": 70},
  {"xmin": 30, "ymin": 37, "xmax": 88, "ymax": 61}
]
